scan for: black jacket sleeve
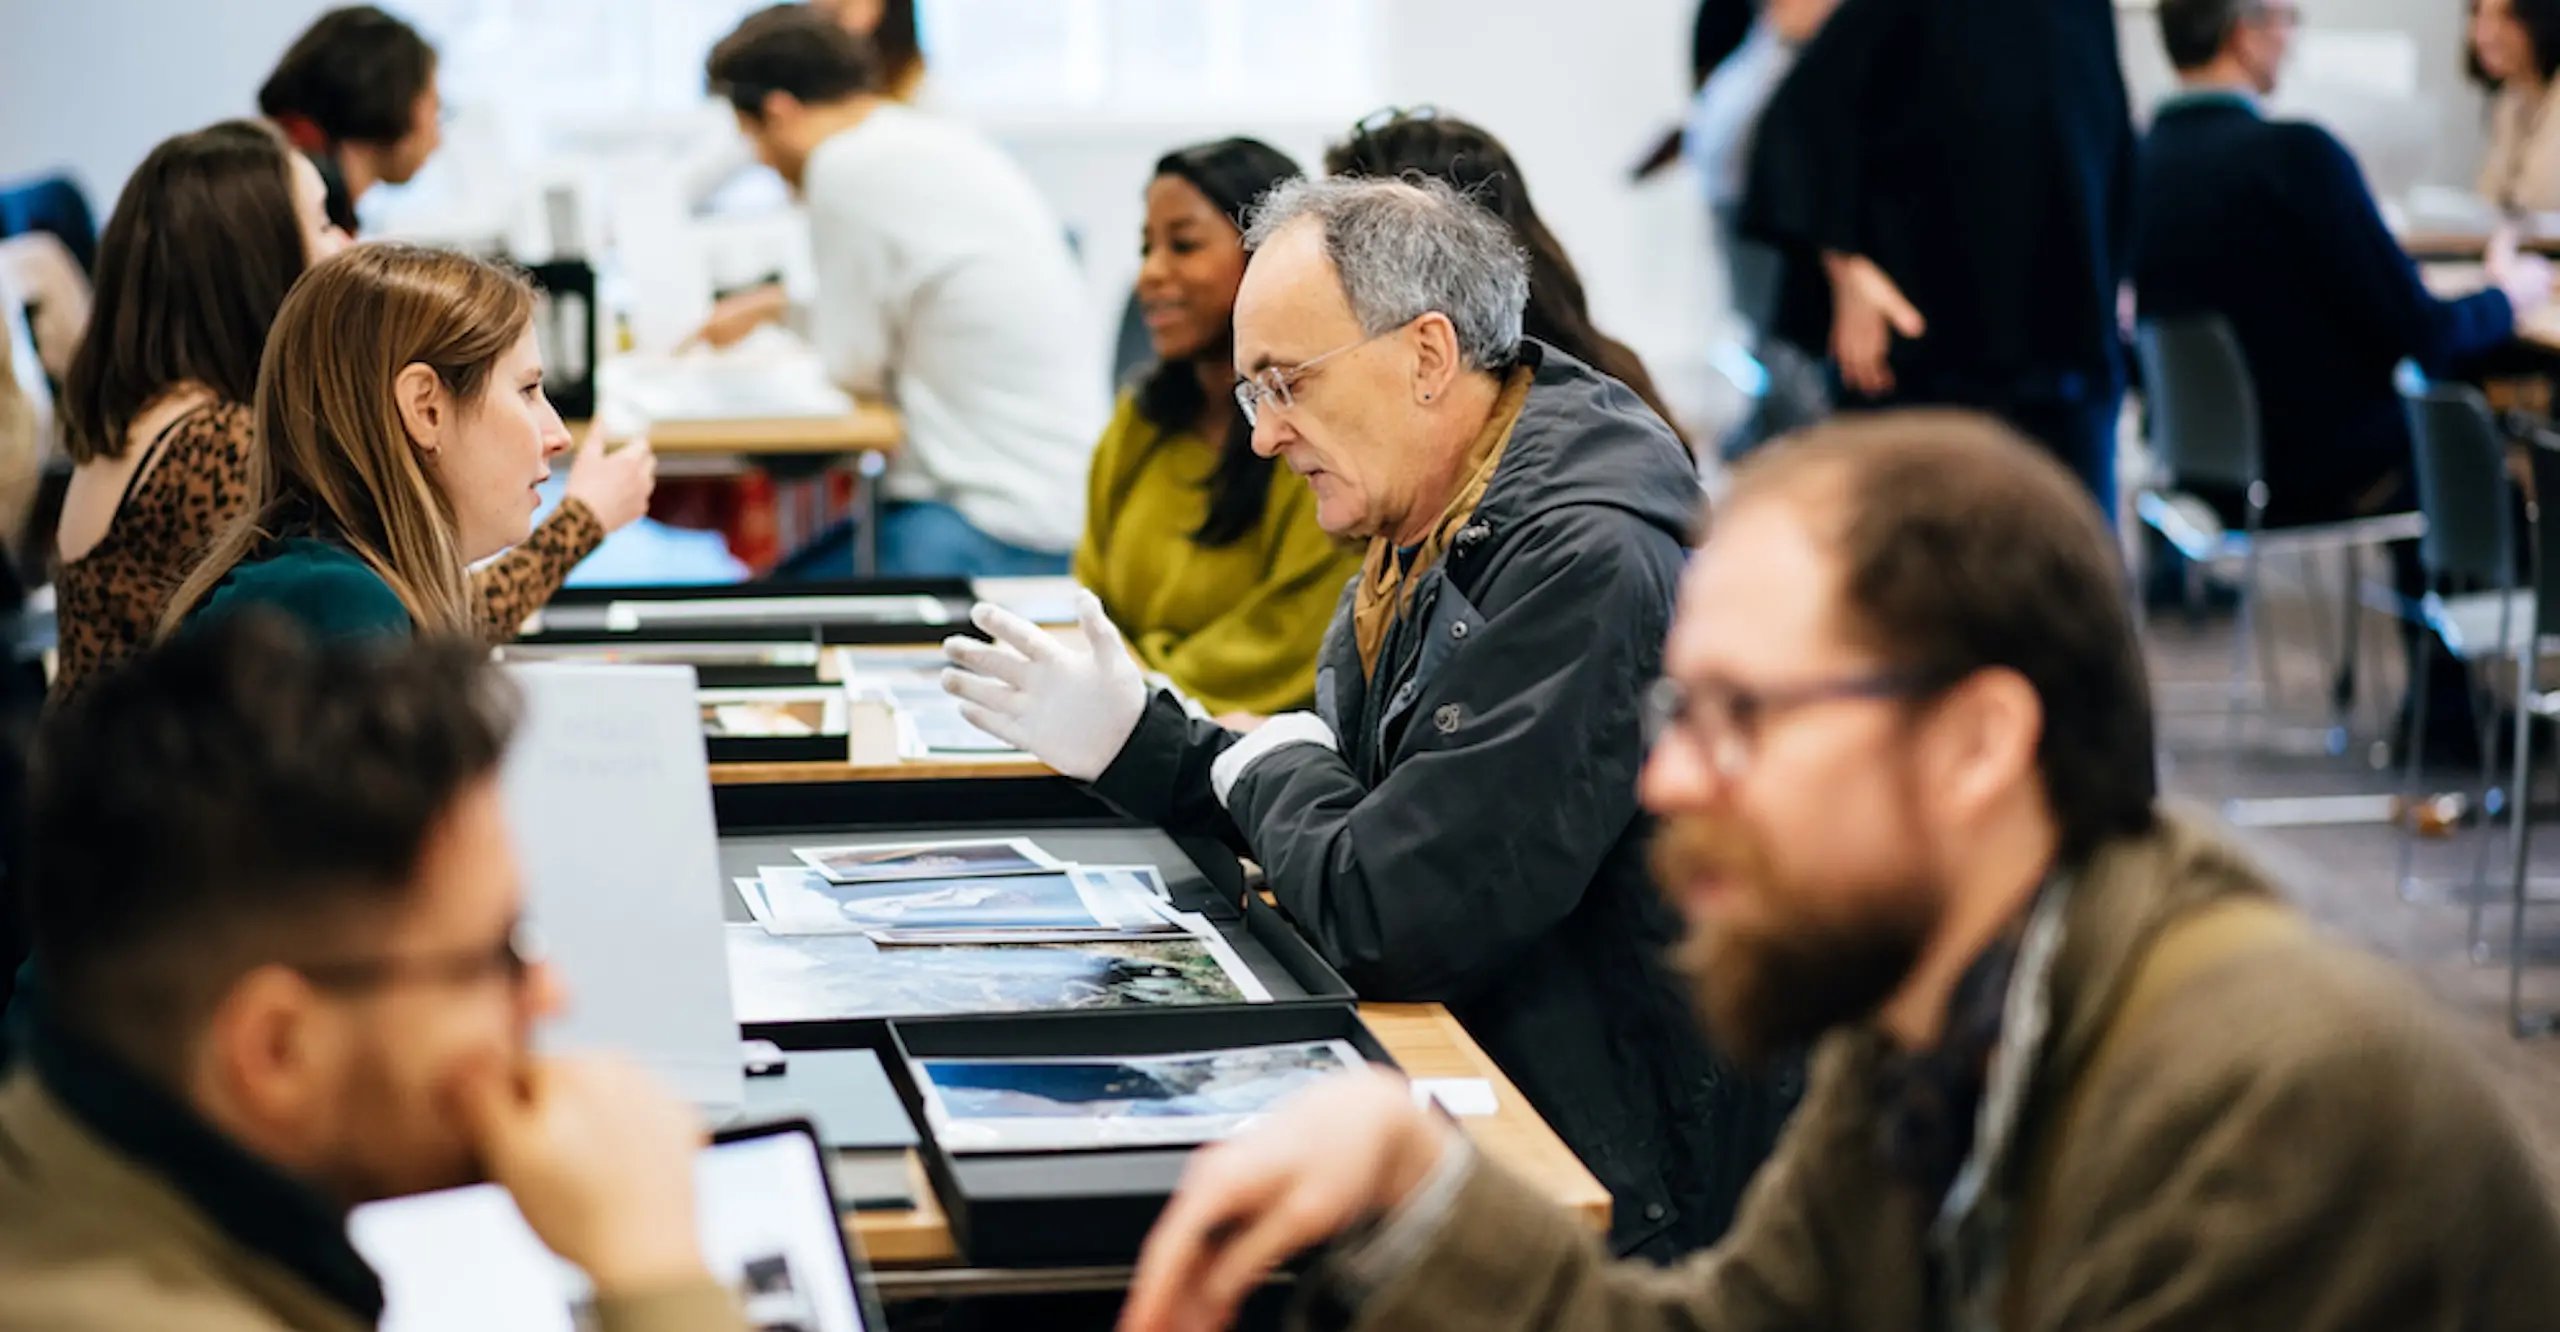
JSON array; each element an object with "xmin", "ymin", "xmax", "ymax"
[
  {"xmin": 1217, "ymin": 509, "xmax": 1675, "ymax": 1003},
  {"xmin": 1089, "ymin": 692, "xmax": 1249, "ymax": 852},
  {"xmin": 2280, "ymin": 123, "xmax": 2515, "ymax": 377}
]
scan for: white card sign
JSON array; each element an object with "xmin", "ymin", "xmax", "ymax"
[{"xmin": 498, "ymin": 663, "xmax": 741, "ymax": 1115}]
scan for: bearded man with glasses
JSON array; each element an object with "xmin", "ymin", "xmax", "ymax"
[
  {"xmin": 943, "ymin": 173, "xmax": 1792, "ymax": 1260},
  {"xmin": 1117, "ymin": 412, "xmax": 2560, "ymax": 1332},
  {"xmin": 0, "ymin": 614, "xmax": 745, "ymax": 1332}
]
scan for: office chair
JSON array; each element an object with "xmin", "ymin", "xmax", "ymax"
[{"xmin": 2133, "ymin": 314, "xmax": 2425, "ymax": 758}]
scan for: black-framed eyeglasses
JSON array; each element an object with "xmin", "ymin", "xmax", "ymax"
[
  {"xmin": 1643, "ymin": 672, "xmax": 1946, "ymax": 777},
  {"xmin": 297, "ymin": 919, "xmax": 543, "ymax": 994},
  {"xmin": 1233, "ymin": 323, "xmax": 1407, "ymax": 427}
]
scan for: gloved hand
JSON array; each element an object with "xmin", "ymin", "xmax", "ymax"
[{"xmin": 941, "ymin": 590, "xmax": 1148, "ymax": 781}]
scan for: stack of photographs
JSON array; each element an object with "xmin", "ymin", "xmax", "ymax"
[
  {"xmin": 911, "ymin": 1040, "xmax": 1364, "ymax": 1153},
  {"xmin": 726, "ymin": 839, "xmax": 1270, "ymax": 1025},
  {"xmin": 838, "ymin": 651, "xmax": 1021, "ymax": 758}
]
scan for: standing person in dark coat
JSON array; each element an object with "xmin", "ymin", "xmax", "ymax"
[
  {"xmin": 940, "ymin": 176, "xmax": 1793, "ymax": 1259},
  {"xmin": 1743, "ymin": 0, "xmax": 2137, "ymax": 514}
]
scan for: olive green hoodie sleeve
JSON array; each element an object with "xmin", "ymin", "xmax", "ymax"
[{"xmin": 1077, "ymin": 394, "xmax": 1361, "ymax": 716}]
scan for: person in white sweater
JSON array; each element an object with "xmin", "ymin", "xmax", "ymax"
[{"xmin": 705, "ymin": 4, "xmax": 1103, "ymax": 575}]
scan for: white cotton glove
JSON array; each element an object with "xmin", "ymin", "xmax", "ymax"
[{"xmin": 941, "ymin": 590, "xmax": 1148, "ymax": 781}]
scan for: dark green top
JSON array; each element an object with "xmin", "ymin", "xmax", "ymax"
[{"xmin": 188, "ymin": 537, "xmax": 413, "ymax": 642}]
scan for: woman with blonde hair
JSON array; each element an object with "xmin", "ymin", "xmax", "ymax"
[{"xmin": 165, "ymin": 243, "xmax": 581, "ymax": 640}]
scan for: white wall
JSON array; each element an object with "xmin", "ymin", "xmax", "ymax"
[
  {"xmin": 983, "ymin": 0, "xmax": 1711, "ymax": 415},
  {"xmin": 0, "ymin": 0, "xmax": 2495, "ymax": 431},
  {"xmin": 0, "ymin": 0, "xmax": 334, "ymax": 210}
]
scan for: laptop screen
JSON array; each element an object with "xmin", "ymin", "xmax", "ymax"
[{"xmin": 349, "ymin": 1120, "xmax": 878, "ymax": 1332}]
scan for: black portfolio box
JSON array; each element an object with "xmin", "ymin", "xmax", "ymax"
[
  {"xmin": 716, "ymin": 786, "xmax": 1359, "ymax": 1031},
  {"xmin": 532, "ymin": 576, "xmax": 977, "ymax": 645},
  {"xmin": 879, "ymin": 1005, "xmax": 1394, "ymax": 1267}
]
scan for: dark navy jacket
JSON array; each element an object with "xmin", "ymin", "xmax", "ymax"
[{"xmin": 2133, "ymin": 91, "xmax": 2516, "ymax": 510}]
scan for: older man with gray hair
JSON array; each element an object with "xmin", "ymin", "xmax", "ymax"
[{"xmin": 942, "ymin": 175, "xmax": 1788, "ymax": 1258}]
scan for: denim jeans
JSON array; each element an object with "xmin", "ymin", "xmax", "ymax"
[{"xmin": 772, "ymin": 499, "xmax": 1070, "ymax": 580}]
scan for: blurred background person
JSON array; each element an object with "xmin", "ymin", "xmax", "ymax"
[
  {"xmin": 1077, "ymin": 138, "xmax": 1362, "ymax": 718},
  {"xmin": 2473, "ymin": 0, "xmax": 2560, "ymax": 212},
  {"xmin": 705, "ymin": 5, "xmax": 1103, "ymax": 577},
  {"xmin": 256, "ymin": 5, "xmax": 444, "ymax": 236},
  {"xmin": 1743, "ymin": 0, "xmax": 2136, "ymax": 514},
  {"xmin": 1676, "ymin": 0, "xmax": 1843, "ymax": 458},
  {"xmin": 810, "ymin": 0, "xmax": 926, "ymax": 103}
]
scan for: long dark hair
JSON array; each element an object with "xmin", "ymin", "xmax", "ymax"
[
  {"xmin": 873, "ymin": 0, "xmax": 925, "ymax": 98},
  {"xmin": 2470, "ymin": 0, "xmax": 2560, "ymax": 88},
  {"xmin": 1139, "ymin": 138, "xmax": 1301, "ymax": 548},
  {"xmin": 60, "ymin": 121, "xmax": 307, "ymax": 465},
  {"xmin": 1326, "ymin": 110, "xmax": 1691, "ymax": 452}
]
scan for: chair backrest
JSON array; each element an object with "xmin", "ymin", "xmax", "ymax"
[
  {"xmin": 2523, "ymin": 435, "xmax": 2560, "ymax": 629},
  {"xmin": 2136, "ymin": 314, "xmax": 2261, "ymax": 493},
  {"xmin": 2403, "ymin": 383, "xmax": 2516, "ymax": 587},
  {"xmin": 0, "ymin": 175, "xmax": 97, "ymax": 276}
]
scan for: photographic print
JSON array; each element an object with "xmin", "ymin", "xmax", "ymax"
[
  {"xmin": 792, "ymin": 838, "xmax": 1061, "ymax": 886},
  {"xmin": 701, "ymin": 687, "xmax": 846, "ymax": 739},
  {"xmin": 915, "ymin": 1041, "xmax": 1365, "ymax": 1153},
  {"xmin": 724, "ymin": 926, "xmax": 1268, "ymax": 1024},
  {"xmin": 735, "ymin": 1252, "xmax": 817, "ymax": 1332},
  {"xmin": 885, "ymin": 681, "xmax": 1020, "ymax": 756},
  {"xmin": 763, "ymin": 870, "xmax": 1105, "ymax": 934}
]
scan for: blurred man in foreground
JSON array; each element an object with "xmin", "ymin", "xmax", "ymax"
[
  {"xmin": 0, "ymin": 616, "xmax": 741, "ymax": 1331},
  {"xmin": 1119, "ymin": 412, "xmax": 2560, "ymax": 1332}
]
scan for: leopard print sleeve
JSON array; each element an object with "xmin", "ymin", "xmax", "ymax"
[{"xmin": 468, "ymin": 497, "xmax": 605, "ymax": 642}]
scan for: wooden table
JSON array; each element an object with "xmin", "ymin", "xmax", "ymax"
[
  {"xmin": 588, "ymin": 403, "xmax": 905, "ymax": 572},
  {"xmin": 639, "ymin": 403, "xmax": 904, "ymax": 457},
  {"xmin": 2401, "ymin": 226, "xmax": 2560, "ymax": 262},
  {"xmin": 852, "ymin": 1001, "xmax": 1610, "ymax": 1297}
]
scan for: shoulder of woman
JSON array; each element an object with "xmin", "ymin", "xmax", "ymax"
[
  {"xmin": 206, "ymin": 542, "xmax": 412, "ymax": 639},
  {"xmin": 1089, "ymin": 390, "xmax": 1160, "ymax": 468}
]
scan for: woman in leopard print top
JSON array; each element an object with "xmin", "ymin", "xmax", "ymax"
[{"xmin": 52, "ymin": 121, "xmax": 650, "ymax": 699}]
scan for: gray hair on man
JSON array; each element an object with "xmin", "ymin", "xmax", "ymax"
[{"xmin": 1244, "ymin": 175, "xmax": 1531, "ymax": 371}]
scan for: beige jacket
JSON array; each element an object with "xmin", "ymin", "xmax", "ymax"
[
  {"xmin": 0, "ymin": 1070, "xmax": 747, "ymax": 1332},
  {"xmin": 2482, "ymin": 82, "xmax": 2560, "ymax": 214},
  {"xmin": 1328, "ymin": 810, "xmax": 2560, "ymax": 1332}
]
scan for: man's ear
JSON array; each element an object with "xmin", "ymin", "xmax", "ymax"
[
  {"xmin": 759, "ymin": 89, "xmax": 805, "ymax": 126},
  {"xmin": 1410, "ymin": 313, "xmax": 1463, "ymax": 405},
  {"xmin": 1926, "ymin": 667, "xmax": 2044, "ymax": 822},
  {"xmin": 395, "ymin": 363, "xmax": 446, "ymax": 456},
  {"xmin": 198, "ymin": 964, "xmax": 338, "ymax": 1142}
]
